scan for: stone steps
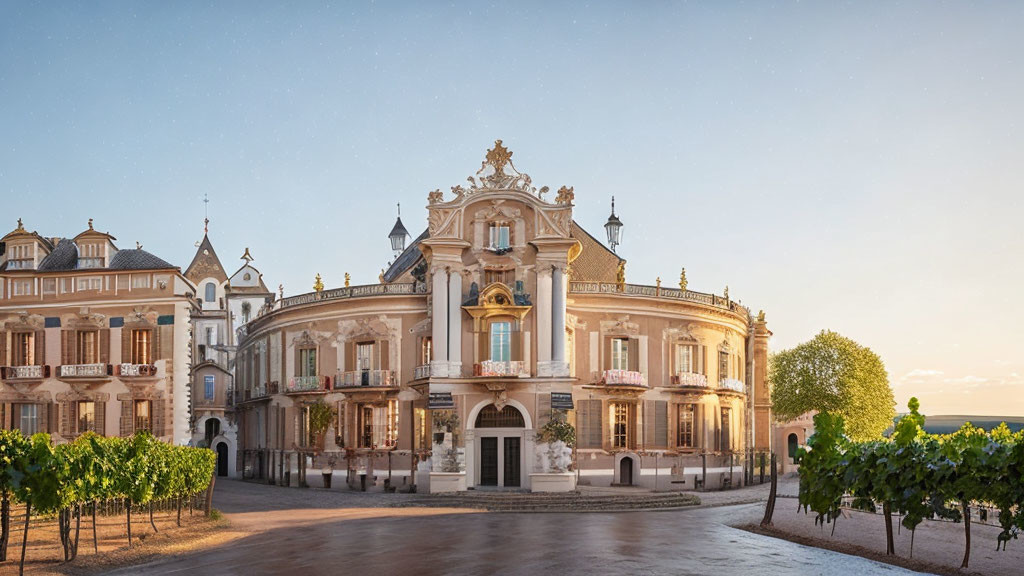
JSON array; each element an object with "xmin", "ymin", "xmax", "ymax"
[{"xmin": 401, "ymin": 492, "xmax": 701, "ymax": 512}]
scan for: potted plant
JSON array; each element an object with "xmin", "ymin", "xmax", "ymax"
[
  {"xmin": 306, "ymin": 400, "xmax": 336, "ymax": 488},
  {"xmin": 531, "ymin": 411, "xmax": 578, "ymax": 492}
]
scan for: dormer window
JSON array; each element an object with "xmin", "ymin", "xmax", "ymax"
[
  {"xmin": 7, "ymin": 244, "xmax": 34, "ymax": 270},
  {"xmin": 78, "ymin": 243, "xmax": 105, "ymax": 268},
  {"xmin": 489, "ymin": 223, "xmax": 511, "ymax": 251}
]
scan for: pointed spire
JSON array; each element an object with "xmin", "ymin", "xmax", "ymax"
[{"xmin": 241, "ymin": 247, "xmax": 254, "ymax": 262}]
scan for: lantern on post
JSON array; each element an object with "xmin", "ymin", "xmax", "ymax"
[
  {"xmin": 604, "ymin": 196, "xmax": 623, "ymax": 253},
  {"xmin": 388, "ymin": 203, "xmax": 409, "ymax": 256}
]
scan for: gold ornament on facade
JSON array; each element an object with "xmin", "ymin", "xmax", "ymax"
[
  {"xmin": 616, "ymin": 261, "xmax": 626, "ymax": 289},
  {"xmin": 428, "ymin": 189, "xmax": 443, "ymax": 204},
  {"xmin": 485, "ymin": 139, "xmax": 513, "ymax": 176},
  {"xmin": 757, "ymin": 309, "xmax": 766, "ymax": 323},
  {"xmin": 379, "ymin": 269, "xmax": 385, "ymax": 283},
  {"xmin": 724, "ymin": 285, "xmax": 729, "ymax": 300},
  {"xmin": 344, "ymin": 273, "xmax": 351, "ymax": 288},
  {"xmin": 555, "ymin": 185, "xmax": 574, "ymax": 205},
  {"xmin": 679, "ymin": 268, "xmax": 687, "ymax": 291},
  {"xmin": 313, "ymin": 274, "xmax": 324, "ymax": 293}
]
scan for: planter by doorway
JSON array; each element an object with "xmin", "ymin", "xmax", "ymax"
[
  {"xmin": 429, "ymin": 471, "xmax": 466, "ymax": 493},
  {"xmin": 529, "ymin": 472, "xmax": 577, "ymax": 493}
]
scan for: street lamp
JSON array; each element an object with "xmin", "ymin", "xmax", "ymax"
[
  {"xmin": 388, "ymin": 203, "xmax": 409, "ymax": 256},
  {"xmin": 604, "ymin": 196, "xmax": 623, "ymax": 253}
]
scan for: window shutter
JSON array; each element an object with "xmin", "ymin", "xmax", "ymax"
[
  {"xmin": 46, "ymin": 403, "xmax": 57, "ymax": 434},
  {"xmin": 95, "ymin": 401, "xmax": 106, "ymax": 436},
  {"xmin": 603, "ymin": 337, "xmax": 612, "ymax": 370},
  {"xmin": 577, "ymin": 400, "xmax": 592, "ymax": 448},
  {"xmin": 510, "ymin": 325, "xmax": 521, "ymax": 362},
  {"xmin": 379, "ymin": 340, "xmax": 390, "ymax": 370},
  {"xmin": 591, "ymin": 400, "xmax": 604, "ymax": 449},
  {"xmin": 121, "ymin": 328, "xmax": 131, "ymax": 365},
  {"xmin": 0, "ymin": 331, "xmax": 6, "ymax": 367},
  {"xmin": 695, "ymin": 404, "xmax": 704, "ymax": 451},
  {"xmin": 34, "ymin": 330, "xmax": 45, "ymax": 367},
  {"xmin": 149, "ymin": 328, "xmax": 157, "ymax": 364},
  {"xmin": 538, "ymin": 392, "xmax": 551, "ymax": 427},
  {"xmin": 628, "ymin": 338, "xmax": 640, "ymax": 373},
  {"xmin": 120, "ymin": 400, "xmax": 133, "ymax": 437},
  {"xmin": 699, "ymin": 345, "xmax": 706, "ymax": 375},
  {"xmin": 294, "ymin": 346, "xmax": 301, "ymax": 377},
  {"xmin": 61, "ymin": 330, "xmax": 74, "ymax": 365},
  {"xmin": 61, "ymin": 401, "xmax": 73, "ymax": 436},
  {"xmin": 344, "ymin": 341, "xmax": 354, "ymax": 372},
  {"xmin": 157, "ymin": 325, "xmax": 169, "ymax": 359},
  {"xmin": 654, "ymin": 401, "xmax": 668, "ymax": 448},
  {"xmin": 154, "ymin": 399, "xmax": 166, "ymax": 438},
  {"xmin": 99, "ymin": 328, "xmax": 110, "ymax": 364}
]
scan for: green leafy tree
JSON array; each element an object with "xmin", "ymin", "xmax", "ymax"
[
  {"xmin": 770, "ymin": 330, "xmax": 895, "ymax": 441},
  {"xmin": 0, "ymin": 429, "xmax": 29, "ymax": 562},
  {"xmin": 796, "ymin": 412, "xmax": 849, "ymax": 527}
]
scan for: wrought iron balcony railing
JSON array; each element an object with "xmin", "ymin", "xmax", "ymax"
[
  {"xmin": 58, "ymin": 364, "xmax": 111, "ymax": 378},
  {"xmin": 719, "ymin": 378, "xmax": 746, "ymax": 393},
  {"xmin": 340, "ymin": 370, "xmax": 394, "ymax": 388},
  {"xmin": 475, "ymin": 360, "xmax": 529, "ymax": 377},
  {"xmin": 568, "ymin": 282, "xmax": 748, "ymax": 315},
  {"xmin": 116, "ymin": 363, "xmax": 158, "ymax": 377},
  {"xmin": 414, "ymin": 364, "xmax": 432, "ymax": 379},
  {"xmin": 0, "ymin": 365, "xmax": 49, "ymax": 380},
  {"xmin": 287, "ymin": 375, "xmax": 330, "ymax": 393},
  {"xmin": 599, "ymin": 369, "xmax": 647, "ymax": 387},
  {"xmin": 671, "ymin": 372, "xmax": 709, "ymax": 388}
]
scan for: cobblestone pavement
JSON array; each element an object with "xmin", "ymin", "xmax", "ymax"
[{"xmin": 110, "ymin": 478, "xmax": 927, "ymax": 576}]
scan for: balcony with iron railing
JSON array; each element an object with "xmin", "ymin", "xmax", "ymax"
[
  {"xmin": 413, "ymin": 364, "xmax": 432, "ymax": 380},
  {"xmin": 718, "ymin": 378, "xmax": 746, "ymax": 394},
  {"xmin": 474, "ymin": 360, "xmax": 529, "ymax": 378},
  {"xmin": 338, "ymin": 370, "xmax": 395, "ymax": 388},
  {"xmin": 669, "ymin": 371, "xmax": 710, "ymax": 388},
  {"xmin": 568, "ymin": 282, "xmax": 748, "ymax": 317},
  {"xmin": 286, "ymin": 375, "xmax": 331, "ymax": 393},
  {"xmin": 596, "ymin": 369, "xmax": 647, "ymax": 387},
  {"xmin": 0, "ymin": 365, "xmax": 49, "ymax": 381},
  {"xmin": 116, "ymin": 363, "xmax": 158, "ymax": 378},
  {"xmin": 57, "ymin": 364, "xmax": 112, "ymax": 379}
]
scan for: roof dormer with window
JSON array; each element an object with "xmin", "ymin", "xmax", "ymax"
[{"xmin": 1, "ymin": 219, "xmax": 53, "ymax": 272}]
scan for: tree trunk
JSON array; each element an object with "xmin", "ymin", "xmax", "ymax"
[
  {"xmin": 0, "ymin": 492, "xmax": 9, "ymax": 562},
  {"xmin": 92, "ymin": 501, "xmax": 99, "ymax": 554},
  {"xmin": 176, "ymin": 496, "xmax": 182, "ymax": 527},
  {"xmin": 72, "ymin": 503, "xmax": 81, "ymax": 560},
  {"xmin": 150, "ymin": 501, "xmax": 158, "ymax": 533},
  {"xmin": 126, "ymin": 501, "xmax": 132, "ymax": 546},
  {"xmin": 883, "ymin": 502, "xmax": 895, "ymax": 555},
  {"xmin": 760, "ymin": 453, "xmax": 778, "ymax": 527},
  {"xmin": 19, "ymin": 502, "xmax": 31, "ymax": 576},
  {"xmin": 205, "ymin": 473, "xmax": 216, "ymax": 517},
  {"xmin": 961, "ymin": 501, "xmax": 971, "ymax": 569}
]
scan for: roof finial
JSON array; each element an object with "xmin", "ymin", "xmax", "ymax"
[
  {"xmin": 397, "ymin": 202, "xmax": 401, "ymax": 217},
  {"xmin": 203, "ymin": 193, "xmax": 210, "ymax": 234},
  {"xmin": 136, "ymin": 241, "xmax": 142, "ymax": 249},
  {"xmin": 241, "ymin": 247, "xmax": 253, "ymax": 262},
  {"xmin": 88, "ymin": 218, "xmax": 94, "ymax": 230},
  {"xmin": 16, "ymin": 218, "xmax": 23, "ymax": 231},
  {"xmin": 313, "ymin": 273, "xmax": 324, "ymax": 293}
]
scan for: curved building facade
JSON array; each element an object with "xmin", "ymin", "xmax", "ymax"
[{"xmin": 234, "ymin": 142, "xmax": 772, "ymax": 491}]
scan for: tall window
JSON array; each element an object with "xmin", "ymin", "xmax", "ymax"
[
  {"xmin": 718, "ymin": 351, "xmax": 730, "ymax": 381},
  {"xmin": 610, "ymin": 402, "xmax": 629, "ymax": 449},
  {"xmin": 78, "ymin": 401, "xmax": 95, "ymax": 433},
  {"xmin": 678, "ymin": 404, "xmax": 695, "ymax": 448},
  {"xmin": 78, "ymin": 243, "xmax": 104, "ymax": 268},
  {"xmin": 356, "ymin": 343, "xmax": 374, "ymax": 371},
  {"xmin": 357, "ymin": 401, "xmax": 400, "ymax": 448},
  {"xmin": 12, "ymin": 332, "xmax": 34, "ymax": 366},
  {"xmin": 720, "ymin": 408, "xmax": 731, "ymax": 452},
  {"xmin": 359, "ymin": 405, "xmax": 374, "ymax": 448},
  {"xmin": 204, "ymin": 375, "xmax": 215, "ymax": 400},
  {"xmin": 204, "ymin": 282, "xmax": 216, "ymax": 303},
  {"xmin": 13, "ymin": 280, "xmax": 33, "ymax": 296},
  {"xmin": 77, "ymin": 330, "xmax": 99, "ymax": 364},
  {"xmin": 19, "ymin": 405, "xmax": 39, "ymax": 435},
  {"xmin": 489, "ymin": 322, "xmax": 511, "ymax": 362},
  {"xmin": 611, "ymin": 338, "xmax": 629, "ymax": 370},
  {"xmin": 134, "ymin": 400, "xmax": 152, "ymax": 433},
  {"xmin": 131, "ymin": 329, "xmax": 151, "ymax": 364},
  {"xmin": 299, "ymin": 348, "xmax": 317, "ymax": 377},
  {"xmin": 131, "ymin": 274, "xmax": 150, "ymax": 288},
  {"xmin": 420, "ymin": 337, "xmax": 432, "ymax": 365},
  {"xmin": 675, "ymin": 344, "xmax": 695, "ymax": 373},
  {"xmin": 76, "ymin": 277, "xmax": 102, "ymax": 291},
  {"xmin": 241, "ymin": 301, "xmax": 251, "ymax": 323},
  {"xmin": 386, "ymin": 399, "xmax": 399, "ymax": 448},
  {"xmin": 489, "ymin": 223, "xmax": 510, "ymax": 250}
]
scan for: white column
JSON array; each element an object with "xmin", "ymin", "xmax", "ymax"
[
  {"xmin": 551, "ymin": 265, "xmax": 568, "ymax": 377},
  {"xmin": 535, "ymin": 266, "xmax": 552, "ymax": 374},
  {"xmin": 431, "ymin": 268, "xmax": 448, "ymax": 377},
  {"xmin": 448, "ymin": 270, "xmax": 463, "ymax": 377}
]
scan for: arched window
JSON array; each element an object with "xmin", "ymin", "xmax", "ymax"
[
  {"xmin": 205, "ymin": 282, "xmax": 216, "ymax": 303},
  {"xmin": 788, "ymin": 433, "xmax": 799, "ymax": 459},
  {"xmin": 241, "ymin": 301, "xmax": 251, "ymax": 323},
  {"xmin": 475, "ymin": 404, "xmax": 525, "ymax": 428}
]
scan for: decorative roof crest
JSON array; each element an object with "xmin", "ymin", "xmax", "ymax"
[{"xmin": 436, "ymin": 140, "xmax": 552, "ymax": 201}]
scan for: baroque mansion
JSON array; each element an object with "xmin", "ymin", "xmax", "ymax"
[{"xmin": 231, "ymin": 141, "xmax": 773, "ymax": 492}]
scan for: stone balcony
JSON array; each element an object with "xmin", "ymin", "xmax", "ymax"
[
  {"xmin": 413, "ymin": 364, "xmax": 432, "ymax": 380},
  {"xmin": 670, "ymin": 372, "xmax": 710, "ymax": 388},
  {"xmin": 286, "ymin": 375, "xmax": 330, "ymax": 393},
  {"xmin": 718, "ymin": 378, "xmax": 746, "ymax": 394},
  {"xmin": 338, "ymin": 370, "xmax": 395, "ymax": 389},
  {"xmin": 0, "ymin": 365, "xmax": 49, "ymax": 381},
  {"xmin": 474, "ymin": 360, "xmax": 529, "ymax": 378}
]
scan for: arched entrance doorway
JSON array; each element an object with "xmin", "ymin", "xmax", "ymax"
[
  {"xmin": 619, "ymin": 457, "xmax": 634, "ymax": 486},
  {"xmin": 205, "ymin": 418, "xmax": 221, "ymax": 445},
  {"xmin": 787, "ymin": 433, "xmax": 799, "ymax": 462},
  {"xmin": 474, "ymin": 404, "xmax": 525, "ymax": 488},
  {"xmin": 216, "ymin": 442, "xmax": 229, "ymax": 477}
]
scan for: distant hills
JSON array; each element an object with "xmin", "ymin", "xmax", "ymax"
[{"xmin": 892, "ymin": 415, "xmax": 1024, "ymax": 435}]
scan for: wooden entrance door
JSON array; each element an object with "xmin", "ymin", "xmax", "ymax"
[
  {"xmin": 480, "ymin": 437, "xmax": 498, "ymax": 486},
  {"xmin": 503, "ymin": 437, "xmax": 521, "ymax": 487},
  {"xmin": 620, "ymin": 457, "xmax": 633, "ymax": 485}
]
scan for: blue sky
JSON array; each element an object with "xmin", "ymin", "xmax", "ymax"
[{"xmin": 2, "ymin": 2, "xmax": 1022, "ymax": 415}]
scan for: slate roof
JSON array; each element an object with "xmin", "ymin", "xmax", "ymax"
[
  {"xmin": 36, "ymin": 238, "xmax": 78, "ymax": 271},
  {"xmin": 382, "ymin": 229, "xmax": 428, "ymax": 283},
  {"xmin": 568, "ymin": 221, "xmax": 623, "ymax": 283},
  {"xmin": 109, "ymin": 249, "xmax": 176, "ymax": 270},
  {"xmin": 184, "ymin": 234, "xmax": 228, "ymax": 283}
]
